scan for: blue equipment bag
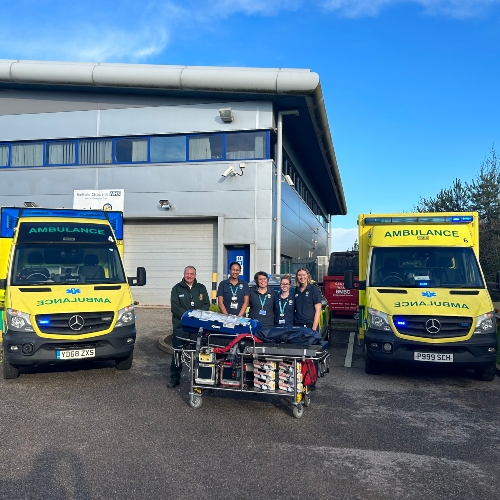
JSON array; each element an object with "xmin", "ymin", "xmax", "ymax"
[{"xmin": 181, "ymin": 310, "xmax": 261, "ymax": 336}]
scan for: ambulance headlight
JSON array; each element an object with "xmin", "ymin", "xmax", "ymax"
[
  {"xmin": 7, "ymin": 309, "xmax": 34, "ymax": 332},
  {"xmin": 368, "ymin": 308, "xmax": 391, "ymax": 331},
  {"xmin": 473, "ymin": 312, "xmax": 495, "ymax": 334},
  {"xmin": 116, "ymin": 304, "xmax": 135, "ymax": 327}
]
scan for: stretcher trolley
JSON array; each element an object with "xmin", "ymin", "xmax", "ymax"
[{"xmin": 174, "ymin": 310, "xmax": 330, "ymax": 419}]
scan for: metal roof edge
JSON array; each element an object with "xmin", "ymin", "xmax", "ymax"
[
  {"xmin": 0, "ymin": 60, "xmax": 320, "ymax": 95},
  {"xmin": 305, "ymin": 84, "xmax": 347, "ymax": 216}
]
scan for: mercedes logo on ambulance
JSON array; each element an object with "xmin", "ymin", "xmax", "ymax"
[
  {"xmin": 68, "ymin": 315, "xmax": 85, "ymax": 331},
  {"xmin": 425, "ymin": 318, "xmax": 441, "ymax": 334}
]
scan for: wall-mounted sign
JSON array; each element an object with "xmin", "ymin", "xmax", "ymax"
[{"xmin": 73, "ymin": 189, "xmax": 124, "ymax": 211}]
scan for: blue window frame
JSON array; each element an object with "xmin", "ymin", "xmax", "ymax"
[
  {"xmin": 150, "ymin": 136, "xmax": 187, "ymax": 162},
  {"xmin": 0, "ymin": 130, "xmax": 270, "ymax": 167},
  {"xmin": 0, "ymin": 144, "xmax": 10, "ymax": 168},
  {"xmin": 11, "ymin": 143, "xmax": 44, "ymax": 167},
  {"xmin": 45, "ymin": 140, "xmax": 77, "ymax": 166},
  {"xmin": 114, "ymin": 137, "xmax": 149, "ymax": 163}
]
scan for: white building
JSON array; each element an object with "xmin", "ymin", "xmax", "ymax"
[{"xmin": 0, "ymin": 60, "xmax": 346, "ymax": 305}]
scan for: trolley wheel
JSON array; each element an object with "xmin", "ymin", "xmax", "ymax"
[
  {"xmin": 189, "ymin": 394, "xmax": 202, "ymax": 409},
  {"xmin": 325, "ymin": 356, "xmax": 330, "ymax": 374},
  {"xmin": 303, "ymin": 394, "xmax": 311, "ymax": 408},
  {"xmin": 293, "ymin": 404, "xmax": 304, "ymax": 419},
  {"xmin": 319, "ymin": 362, "xmax": 325, "ymax": 378}
]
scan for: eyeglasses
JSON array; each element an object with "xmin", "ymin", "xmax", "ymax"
[{"xmin": 281, "ymin": 283, "xmax": 290, "ymax": 286}]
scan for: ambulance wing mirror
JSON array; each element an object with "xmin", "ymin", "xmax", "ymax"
[
  {"xmin": 128, "ymin": 267, "xmax": 147, "ymax": 286},
  {"xmin": 344, "ymin": 270, "xmax": 366, "ymax": 291}
]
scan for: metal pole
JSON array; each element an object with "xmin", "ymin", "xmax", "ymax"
[{"xmin": 275, "ymin": 110, "xmax": 299, "ymax": 275}]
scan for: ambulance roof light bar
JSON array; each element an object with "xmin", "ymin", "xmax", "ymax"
[{"xmin": 364, "ymin": 215, "xmax": 474, "ymax": 225}]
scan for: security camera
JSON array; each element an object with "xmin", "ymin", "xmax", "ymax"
[
  {"xmin": 221, "ymin": 166, "xmax": 235, "ymax": 178},
  {"xmin": 284, "ymin": 174, "xmax": 294, "ymax": 186}
]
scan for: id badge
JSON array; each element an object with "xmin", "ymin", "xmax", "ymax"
[
  {"xmin": 231, "ymin": 296, "xmax": 237, "ymax": 302},
  {"xmin": 279, "ymin": 319, "xmax": 285, "ymax": 324},
  {"xmin": 259, "ymin": 310, "xmax": 266, "ymax": 315},
  {"xmin": 230, "ymin": 302, "xmax": 238, "ymax": 309},
  {"xmin": 190, "ymin": 301, "xmax": 195, "ymax": 307}
]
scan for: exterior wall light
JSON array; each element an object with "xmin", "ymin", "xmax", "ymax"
[
  {"xmin": 283, "ymin": 174, "xmax": 294, "ymax": 187},
  {"xmin": 219, "ymin": 108, "xmax": 234, "ymax": 123},
  {"xmin": 159, "ymin": 200, "xmax": 171, "ymax": 210}
]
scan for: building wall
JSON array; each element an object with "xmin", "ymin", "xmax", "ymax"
[{"xmin": 0, "ymin": 88, "xmax": 330, "ymax": 281}]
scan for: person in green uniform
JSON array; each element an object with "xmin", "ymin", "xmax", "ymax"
[{"xmin": 168, "ymin": 265, "xmax": 210, "ymax": 388}]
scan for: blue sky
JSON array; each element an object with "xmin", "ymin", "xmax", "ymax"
[{"xmin": 2, "ymin": 0, "xmax": 500, "ymax": 250}]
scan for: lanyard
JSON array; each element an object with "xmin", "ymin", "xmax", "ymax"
[
  {"xmin": 229, "ymin": 284, "xmax": 239, "ymax": 298},
  {"xmin": 279, "ymin": 298, "xmax": 288, "ymax": 316},
  {"xmin": 259, "ymin": 293, "xmax": 267, "ymax": 309}
]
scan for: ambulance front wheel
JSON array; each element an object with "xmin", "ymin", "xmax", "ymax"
[
  {"xmin": 293, "ymin": 404, "xmax": 304, "ymax": 419},
  {"xmin": 189, "ymin": 394, "xmax": 203, "ymax": 409}
]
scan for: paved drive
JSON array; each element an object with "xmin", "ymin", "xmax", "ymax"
[{"xmin": 1, "ymin": 308, "xmax": 499, "ymax": 499}]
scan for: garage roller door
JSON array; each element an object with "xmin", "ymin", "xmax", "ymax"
[{"xmin": 123, "ymin": 219, "xmax": 218, "ymax": 306}]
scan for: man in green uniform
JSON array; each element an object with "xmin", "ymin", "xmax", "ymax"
[{"xmin": 168, "ymin": 265, "xmax": 210, "ymax": 388}]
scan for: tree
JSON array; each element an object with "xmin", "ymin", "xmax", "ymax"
[
  {"xmin": 468, "ymin": 146, "xmax": 500, "ymax": 221},
  {"xmin": 414, "ymin": 178, "xmax": 471, "ymax": 213}
]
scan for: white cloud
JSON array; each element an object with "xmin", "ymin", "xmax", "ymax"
[
  {"xmin": 320, "ymin": 0, "xmax": 500, "ymax": 18},
  {"xmin": 1, "ymin": 0, "xmax": 498, "ymax": 62},
  {"xmin": 331, "ymin": 227, "xmax": 358, "ymax": 252}
]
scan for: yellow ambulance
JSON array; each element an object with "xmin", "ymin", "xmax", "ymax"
[
  {"xmin": 1, "ymin": 207, "xmax": 146, "ymax": 379},
  {"xmin": 344, "ymin": 212, "xmax": 498, "ymax": 380}
]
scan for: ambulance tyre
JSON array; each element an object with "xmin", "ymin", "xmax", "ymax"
[
  {"xmin": 115, "ymin": 353, "xmax": 133, "ymax": 370},
  {"xmin": 474, "ymin": 363, "xmax": 496, "ymax": 381},
  {"xmin": 293, "ymin": 404, "xmax": 304, "ymax": 419},
  {"xmin": 2, "ymin": 350, "xmax": 19, "ymax": 379},
  {"xmin": 189, "ymin": 394, "xmax": 202, "ymax": 409},
  {"xmin": 365, "ymin": 354, "xmax": 383, "ymax": 375}
]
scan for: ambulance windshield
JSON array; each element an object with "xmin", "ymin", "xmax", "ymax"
[
  {"xmin": 369, "ymin": 247, "xmax": 484, "ymax": 288},
  {"xmin": 11, "ymin": 243, "xmax": 126, "ymax": 285}
]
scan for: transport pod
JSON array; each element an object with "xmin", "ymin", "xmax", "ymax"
[
  {"xmin": 344, "ymin": 212, "xmax": 499, "ymax": 381},
  {"xmin": 1, "ymin": 207, "xmax": 146, "ymax": 379}
]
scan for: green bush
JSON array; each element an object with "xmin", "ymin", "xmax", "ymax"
[{"xmin": 209, "ymin": 303, "xmax": 220, "ymax": 313}]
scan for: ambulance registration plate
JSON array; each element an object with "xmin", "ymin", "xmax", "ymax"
[
  {"xmin": 414, "ymin": 352, "xmax": 453, "ymax": 362},
  {"xmin": 56, "ymin": 349, "xmax": 95, "ymax": 360}
]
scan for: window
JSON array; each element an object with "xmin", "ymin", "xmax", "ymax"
[
  {"xmin": 2, "ymin": 131, "xmax": 270, "ymax": 167},
  {"xmin": 11, "ymin": 143, "xmax": 44, "ymax": 167},
  {"xmin": 150, "ymin": 136, "xmax": 186, "ymax": 162},
  {"xmin": 0, "ymin": 145, "xmax": 9, "ymax": 167},
  {"xmin": 226, "ymin": 131, "xmax": 266, "ymax": 159},
  {"xmin": 188, "ymin": 135, "xmax": 223, "ymax": 160},
  {"xmin": 79, "ymin": 139, "xmax": 112, "ymax": 165},
  {"xmin": 114, "ymin": 138, "xmax": 148, "ymax": 163},
  {"xmin": 46, "ymin": 141, "xmax": 76, "ymax": 165}
]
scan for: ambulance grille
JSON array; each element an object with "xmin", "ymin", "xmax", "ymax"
[
  {"xmin": 392, "ymin": 315, "xmax": 473, "ymax": 338},
  {"xmin": 35, "ymin": 311, "xmax": 114, "ymax": 334}
]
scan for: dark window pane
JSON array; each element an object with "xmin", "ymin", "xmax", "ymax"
[
  {"xmin": 115, "ymin": 138, "xmax": 148, "ymax": 163},
  {"xmin": 226, "ymin": 132, "xmax": 266, "ymax": 159}
]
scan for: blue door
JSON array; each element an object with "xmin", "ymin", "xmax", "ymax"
[{"xmin": 226, "ymin": 245, "xmax": 250, "ymax": 282}]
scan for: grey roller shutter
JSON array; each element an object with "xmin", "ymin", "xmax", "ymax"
[{"xmin": 123, "ymin": 219, "xmax": 217, "ymax": 306}]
